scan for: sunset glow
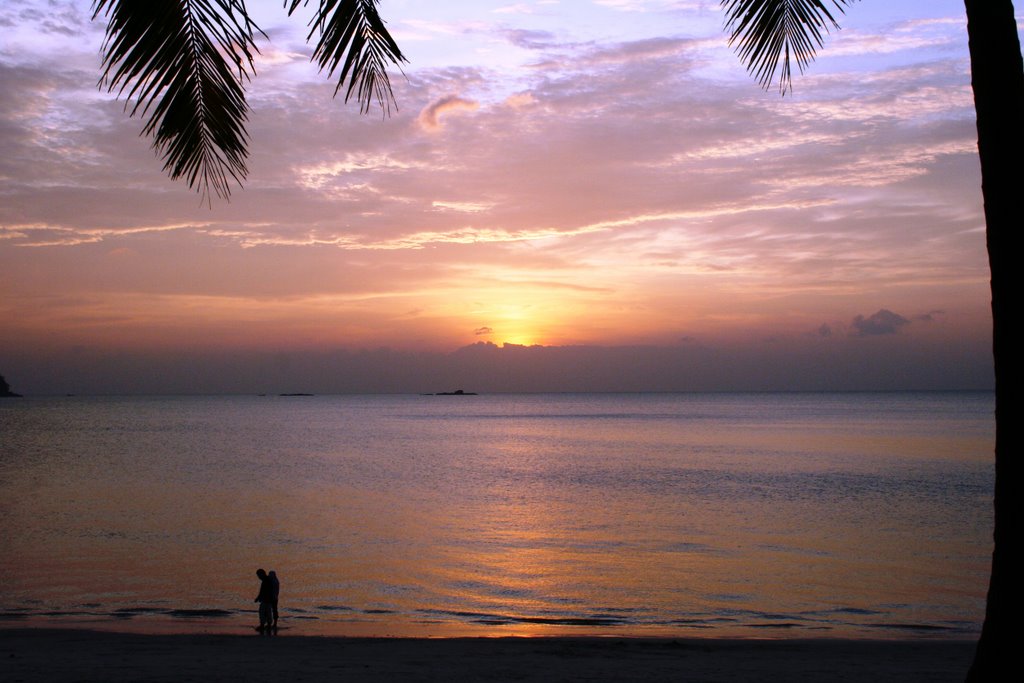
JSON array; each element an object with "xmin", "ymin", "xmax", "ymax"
[{"xmin": 0, "ymin": 0, "xmax": 1001, "ymax": 393}]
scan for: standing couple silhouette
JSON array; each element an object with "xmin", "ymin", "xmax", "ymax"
[{"xmin": 255, "ymin": 568, "xmax": 280, "ymax": 632}]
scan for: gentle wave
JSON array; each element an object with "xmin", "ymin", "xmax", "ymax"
[{"xmin": 1, "ymin": 392, "xmax": 994, "ymax": 638}]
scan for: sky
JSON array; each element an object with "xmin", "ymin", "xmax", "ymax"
[{"xmin": 0, "ymin": 0, "xmax": 1006, "ymax": 394}]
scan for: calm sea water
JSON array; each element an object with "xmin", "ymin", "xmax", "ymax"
[{"xmin": 0, "ymin": 392, "xmax": 993, "ymax": 638}]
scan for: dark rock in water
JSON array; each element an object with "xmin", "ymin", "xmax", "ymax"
[
  {"xmin": 0, "ymin": 373, "xmax": 21, "ymax": 397},
  {"xmin": 434, "ymin": 389, "xmax": 477, "ymax": 395}
]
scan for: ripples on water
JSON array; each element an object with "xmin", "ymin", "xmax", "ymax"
[{"xmin": 0, "ymin": 392, "xmax": 993, "ymax": 637}]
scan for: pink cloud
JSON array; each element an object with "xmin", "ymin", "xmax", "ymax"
[{"xmin": 417, "ymin": 95, "xmax": 479, "ymax": 130}]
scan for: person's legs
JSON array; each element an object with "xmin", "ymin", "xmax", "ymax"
[{"xmin": 259, "ymin": 602, "xmax": 272, "ymax": 629}]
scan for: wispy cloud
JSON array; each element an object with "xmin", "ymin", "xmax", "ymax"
[
  {"xmin": 418, "ymin": 95, "xmax": 480, "ymax": 129},
  {"xmin": 0, "ymin": 0, "xmax": 992, "ymax": 391}
]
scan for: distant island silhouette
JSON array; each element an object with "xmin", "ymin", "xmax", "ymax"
[
  {"xmin": 432, "ymin": 389, "xmax": 477, "ymax": 396},
  {"xmin": 279, "ymin": 393, "xmax": 314, "ymax": 397},
  {"xmin": 1, "ymin": 373, "xmax": 22, "ymax": 397}
]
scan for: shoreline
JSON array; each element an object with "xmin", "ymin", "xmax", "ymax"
[
  {"xmin": 1, "ymin": 628, "xmax": 977, "ymax": 682},
  {"xmin": 0, "ymin": 612, "xmax": 979, "ymax": 640}
]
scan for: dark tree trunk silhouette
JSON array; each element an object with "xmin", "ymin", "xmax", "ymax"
[{"xmin": 966, "ymin": 0, "xmax": 1023, "ymax": 679}]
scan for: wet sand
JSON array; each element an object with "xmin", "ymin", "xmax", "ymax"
[{"xmin": 1, "ymin": 628, "xmax": 975, "ymax": 682}]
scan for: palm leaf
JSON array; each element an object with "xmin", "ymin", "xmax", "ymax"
[
  {"xmin": 93, "ymin": 0, "xmax": 262, "ymax": 202},
  {"xmin": 722, "ymin": 0, "xmax": 853, "ymax": 94},
  {"xmin": 287, "ymin": 0, "xmax": 407, "ymax": 115}
]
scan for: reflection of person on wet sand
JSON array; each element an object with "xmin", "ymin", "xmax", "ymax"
[
  {"xmin": 269, "ymin": 570, "xmax": 280, "ymax": 627},
  {"xmin": 255, "ymin": 568, "xmax": 275, "ymax": 632}
]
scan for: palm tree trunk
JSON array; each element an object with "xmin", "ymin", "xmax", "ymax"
[{"xmin": 965, "ymin": 1, "xmax": 1024, "ymax": 679}]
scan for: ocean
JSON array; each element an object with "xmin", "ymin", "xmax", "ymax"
[{"xmin": 0, "ymin": 392, "xmax": 994, "ymax": 638}]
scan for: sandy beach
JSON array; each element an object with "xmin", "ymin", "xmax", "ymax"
[{"xmin": 0, "ymin": 628, "xmax": 976, "ymax": 682}]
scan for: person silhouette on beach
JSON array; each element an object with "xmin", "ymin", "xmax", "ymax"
[
  {"xmin": 268, "ymin": 570, "xmax": 280, "ymax": 628},
  {"xmin": 255, "ymin": 568, "xmax": 275, "ymax": 632}
]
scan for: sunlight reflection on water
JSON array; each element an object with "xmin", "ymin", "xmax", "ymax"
[{"xmin": 0, "ymin": 392, "xmax": 993, "ymax": 638}]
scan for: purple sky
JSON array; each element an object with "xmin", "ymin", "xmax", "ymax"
[{"xmin": 0, "ymin": 1, "xmax": 1006, "ymax": 393}]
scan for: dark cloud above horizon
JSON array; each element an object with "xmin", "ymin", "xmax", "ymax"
[
  {"xmin": 850, "ymin": 309, "xmax": 911, "ymax": 336},
  {"xmin": 0, "ymin": 337, "xmax": 994, "ymax": 396}
]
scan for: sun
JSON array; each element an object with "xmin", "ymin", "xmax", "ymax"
[
  {"xmin": 501, "ymin": 333, "xmax": 539, "ymax": 347},
  {"xmin": 457, "ymin": 284, "xmax": 560, "ymax": 348}
]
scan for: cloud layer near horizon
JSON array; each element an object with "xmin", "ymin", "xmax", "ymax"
[{"xmin": 0, "ymin": 0, "xmax": 997, "ymax": 392}]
